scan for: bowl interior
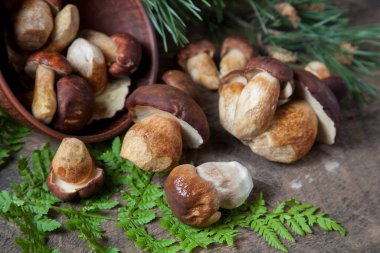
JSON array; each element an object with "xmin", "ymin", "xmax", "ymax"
[{"xmin": 0, "ymin": 0, "xmax": 158, "ymax": 143}]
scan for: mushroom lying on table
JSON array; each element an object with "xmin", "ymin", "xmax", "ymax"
[
  {"xmin": 164, "ymin": 161, "xmax": 253, "ymax": 227},
  {"xmin": 162, "ymin": 70, "xmax": 199, "ymax": 100},
  {"xmin": 120, "ymin": 85, "xmax": 210, "ymax": 172}
]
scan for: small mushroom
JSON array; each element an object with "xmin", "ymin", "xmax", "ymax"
[
  {"xmin": 80, "ymin": 30, "xmax": 142, "ymax": 77},
  {"xmin": 322, "ymin": 76, "xmax": 347, "ymax": 101},
  {"xmin": 67, "ymin": 38, "xmax": 107, "ymax": 95},
  {"xmin": 177, "ymin": 40, "xmax": 220, "ymax": 90},
  {"xmin": 164, "ymin": 164, "xmax": 221, "ymax": 227},
  {"xmin": 45, "ymin": 4, "xmax": 80, "ymax": 52},
  {"xmin": 266, "ymin": 46, "xmax": 298, "ymax": 63},
  {"xmin": 25, "ymin": 51, "xmax": 72, "ymax": 124},
  {"xmin": 219, "ymin": 36, "xmax": 254, "ymax": 77},
  {"xmin": 162, "ymin": 70, "xmax": 199, "ymax": 100},
  {"xmin": 89, "ymin": 77, "xmax": 131, "ymax": 123},
  {"xmin": 47, "ymin": 138, "xmax": 104, "ymax": 201},
  {"xmin": 249, "ymin": 100, "xmax": 318, "ymax": 163},
  {"xmin": 304, "ymin": 61, "xmax": 331, "ymax": 80},
  {"xmin": 120, "ymin": 114, "xmax": 182, "ymax": 172},
  {"xmin": 14, "ymin": 0, "xmax": 54, "ymax": 51},
  {"xmin": 294, "ymin": 69, "xmax": 340, "ymax": 144},
  {"xmin": 52, "ymin": 75, "xmax": 94, "ymax": 133},
  {"xmin": 196, "ymin": 161, "xmax": 253, "ymax": 209},
  {"xmin": 275, "ymin": 2, "xmax": 300, "ymax": 29}
]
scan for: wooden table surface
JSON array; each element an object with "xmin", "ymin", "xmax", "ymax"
[{"xmin": 1, "ymin": 1, "xmax": 380, "ymax": 252}]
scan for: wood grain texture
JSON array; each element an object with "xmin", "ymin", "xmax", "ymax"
[{"xmin": 1, "ymin": 0, "xmax": 380, "ymax": 252}]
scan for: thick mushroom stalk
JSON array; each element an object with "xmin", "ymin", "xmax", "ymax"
[
  {"xmin": 249, "ymin": 100, "xmax": 318, "ymax": 163},
  {"xmin": 25, "ymin": 51, "xmax": 72, "ymax": 124},
  {"xmin": 47, "ymin": 138, "xmax": 104, "ymax": 201},
  {"xmin": 178, "ymin": 40, "xmax": 220, "ymax": 90},
  {"xmin": 219, "ymin": 36, "xmax": 254, "ymax": 77}
]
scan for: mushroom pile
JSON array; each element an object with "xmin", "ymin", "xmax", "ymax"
[{"xmin": 6, "ymin": 0, "xmax": 142, "ymax": 133}]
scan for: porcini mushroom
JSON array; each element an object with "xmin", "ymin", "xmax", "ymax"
[
  {"xmin": 45, "ymin": 4, "xmax": 80, "ymax": 52},
  {"xmin": 322, "ymin": 76, "xmax": 347, "ymax": 101},
  {"xmin": 67, "ymin": 38, "xmax": 107, "ymax": 95},
  {"xmin": 162, "ymin": 70, "xmax": 199, "ymax": 100},
  {"xmin": 80, "ymin": 30, "xmax": 142, "ymax": 77},
  {"xmin": 46, "ymin": 138, "xmax": 104, "ymax": 201},
  {"xmin": 219, "ymin": 36, "xmax": 254, "ymax": 77},
  {"xmin": 25, "ymin": 51, "xmax": 72, "ymax": 124},
  {"xmin": 14, "ymin": 0, "xmax": 54, "ymax": 51},
  {"xmin": 121, "ymin": 85, "xmax": 209, "ymax": 172},
  {"xmin": 164, "ymin": 161, "xmax": 253, "ymax": 227},
  {"xmin": 177, "ymin": 40, "xmax": 220, "ymax": 90},
  {"xmin": 275, "ymin": 2, "xmax": 300, "ymax": 29},
  {"xmin": 42, "ymin": 0, "xmax": 62, "ymax": 15},
  {"xmin": 304, "ymin": 61, "xmax": 331, "ymax": 80},
  {"xmin": 53, "ymin": 75, "xmax": 94, "ymax": 133},
  {"xmin": 294, "ymin": 69, "xmax": 340, "ymax": 144},
  {"xmin": 249, "ymin": 100, "xmax": 318, "ymax": 163}
]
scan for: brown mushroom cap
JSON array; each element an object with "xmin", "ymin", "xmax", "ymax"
[
  {"xmin": 108, "ymin": 33, "xmax": 142, "ymax": 77},
  {"xmin": 221, "ymin": 36, "xmax": 254, "ymax": 60},
  {"xmin": 321, "ymin": 76, "xmax": 347, "ymax": 101},
  {"xmin": 126, "ymin": 85, "xmax": 210, "ymax": 148},
  {"xmin": 177, "ymin": 40, "xmax": 216, "ymax": 71},
  {"xmin": 245, "ymin": 56, "xmax": 293, "ymax": 82},
  {"xmin": 220, "ymin": 70, "xmax": 247, "ymax": 89},
  {"xmin": 294, "ymin": 69, "xmax": 340, "ymax": 144},
  {"xmin": 53, "ymin": 75, "xmax": 94, "ymax": 133},
  {"xmin": 162, "ymin": 70, "xmax": 199, "ymax": 99},
  {"xmin": 164, "ymin": 164, "xmax": 221, "ymax": 227},
  {"xmin": 25, "ymin": 51, "xmax": 72, "ymax": 78}
]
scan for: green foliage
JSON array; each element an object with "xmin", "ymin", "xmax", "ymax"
[
  {"xmin": 0, "ymin": 108, "xmax": 30, "ymax": 166},
  {"xmin": 1, "ymin": 137, "xmax": 346, "ymax": 252}
]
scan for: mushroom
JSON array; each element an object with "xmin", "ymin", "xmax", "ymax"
[
  {"xmin": 177, "ymin": 40, "xmax": 220, "ymax": 90},
  {"xmin": 46, "ymin": 138, "xmax": 104, "ymax": 202},
  {"xmin": 304, "ymin": 61, "xmax": 331, "ymax": 80},
  {"xmin": 25, "ymin": 51, "xmax": 72, "ymax": 124},
  {"xmin": 45, "ymin": 4, "xmax": 80, "ymax": 52},
  {"xmin": 321, "ymin": 76, "xmax": 347, "ymax": 101},
  {"xmin": 294, "ymin": 69, "xmax": 340, "ymax": 144},
  {"xmin": 121, "ymin": 85, "xmax": 210, "ymax": 172},
  {"xmin": 233, "ymin": 57, "xmax": 293, "ymax": 141},
  {"xmin": 249, "ymin": 100, "xmax": 318, "ymax": 163},
  {"xmin": 14, "ymin": 0, "xmax": 54, "ymax": 51},
  {"xmin": 164, "ymin": 164, "xmax": 221, "ymax": 227},
  {"xmin": 80, "ymin": 29, "xmax": 142, "ymax": 77},
  {"xmin": 120, "ymin": 114, "xmax": 183, "ymax": 172},
  {"xmin": 219, "ymin": 36, "xmax": 254, "ymax": 77},
  {"xmin": 162, "ymin": 70, "xmax": 199, "ymax": 100},
  {"xmin": 67, "ymin": 38, "xmax": 107, "ymax": 95},
  {"xmin": 275, "ymin": 2, "xmax": 300, "ymax": 29},
  {"xmin": 266, "ymin": 46, "xmax": 298, "ymax": 63},
  {"xmin": 89, "ymin": 77, "xmax": 131, "ymax": 123},
  {"xmin": 42, "ymin": 0, "xmax": 62, "ymax": 15},
  {"xmin": 52, "ymin": 75, "xmax": 94, "ymax": 133},
  {"xmin": 164, "ymin": 161, "xmax": 253, "ymax": 227}
]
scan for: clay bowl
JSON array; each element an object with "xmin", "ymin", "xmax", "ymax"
[{"xmin": 0, "ymin": 0, "xmax": 158, "ymax": 143}]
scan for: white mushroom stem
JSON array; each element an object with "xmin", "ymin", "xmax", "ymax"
[
  {"xmin": 219, "ymin": 49, "xmax": 247, "ymax": 77},
  {"xmin": 187, "ymin": 52, "xmax": 220, "ymax": 90},
  {"xmin": 32, "ymin": 65, "xmax": 57, "ymax": 124}
]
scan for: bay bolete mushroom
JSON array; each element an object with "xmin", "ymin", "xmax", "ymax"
[
  {"xmin": 80, "ymin": 29, "xmax": 142, "ymax": 77},
  {"xmin": 177, "ymin": 40, "xmax": 220, "ymax": 90},
  {"xmin": 14, "ymin": 0, "xmax": 54, "ymax": 51},
  {"xmin": 162, "ymin": 70, "xmax": 199, "ymax": 100},
  {"xmin": 45, "ymin": 4, "xmax": 80, "ymax": 52},
  {"xmin": 52, "ymin": 75, "xmax": 94, "ymax": 133},
  {"xmin": 121, "ymin": 85, "xmax": 209, "ymax": 172},
  {"xmin": 164, "ymin": 161, "xmax": 253, "ymax": 227},
  {"xmin": 294, "ymin": 69, "xmax": 340, "ymax": 144},
  {"xmin": 47, "ymin": 138, "xmax": 104, "ymax": 201},
  {"xmin": 249, "ymin": 100, "xmax": 318, "ymax": 163},
  {"xmin": 25, "ymin": 51, "xmax": 72, "ymax": 124},
  {"xmin": 67, "ymin": 38, "xmax": 107, "ymax": 95},
  {"xmin": 219, "ymin": 36, "xmax": 254, "ymax": 77}
]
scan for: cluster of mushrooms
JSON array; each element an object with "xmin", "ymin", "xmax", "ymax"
[{"xmin": 6, "ymin": 0, "xmax": 141, "ymax": 133}]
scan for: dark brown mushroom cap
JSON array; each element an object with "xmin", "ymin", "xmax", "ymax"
[
  {"xmin": 126, "ymin": 85, "xmax": 210, "ymax": 146},
  {"xmin": 177, "ymin": 40, "xmax": 216, "ymax": 70},
  {"xmin": 25, "ymin": 51, "xmax": 72, "ymax": 78},
  {"xmin": 46, "ymin": 165, "xmax": 104, "ymax": 202},
  {"xmin": 108, "ymin": 33, "xmax": 142, "ymax": 77},
  {"xmin": 164, "ymin": 164, "xmax": 221, "ymax": 227},
  {"xmin": 162, "ymin": 70, "xmax": 199, "ymax": 99},
  {"xmin": 294, "ymin": 69, "xmax": 340, "ymax": 144},
  {"xmin": 53, "ymin": 75, "xmax": 95, "ymax": 133},
  {"xmin": 321, "ymin": 76, "xmax": 347, "ymax": 101},
  {"xmin": 221, "ymin": 36, "xmax": 254, "ymax": 60},
  {"xmin": 43, "ymin": 0, "xmax": 62, "ymax": 15},
  {"xmin": 245, "ymin": 56, "xmax": 293, "ymax": 82}
]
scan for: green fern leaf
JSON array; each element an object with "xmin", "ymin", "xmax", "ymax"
[
  {"xmin": 287, "ymin": 218, "xmax": 305, "ymax": 237},
  {"xmin": 267, "ymin": 218, "xmax": 296, "ymax": 243}
]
